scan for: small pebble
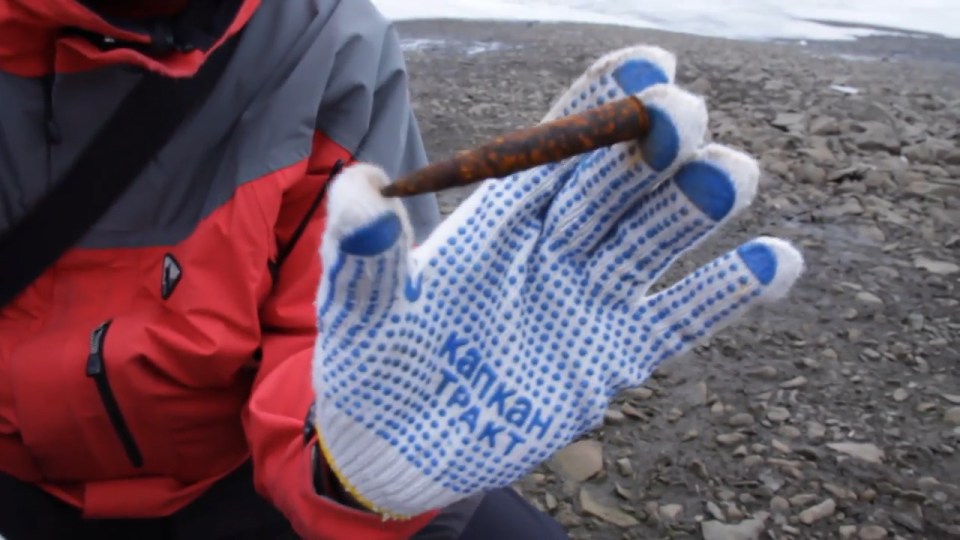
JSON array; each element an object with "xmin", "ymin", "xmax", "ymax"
[
  {"xmin": 771, "ymin": 496, "xmax": 790, "ymax": 512},
  {"xmin": 659, "ymin": 503, "xmax": 684, "ymax": 521},
  {"xmin": 717, "ymin": 432, "xmax": 747, "ymax": 446},
  {"xmin": 772, "ymin": 439, "xmax": 793, "ymax": 454},
  {"xmin": 799, "ymin": 498, "xmax": 837, "ymax": 525},
  {"xmin": 839, "ymin": 525, "xmax": 858, "ymax": 538},
  {"xmin": 604, "ymin": 408, "xmax": 626, "ymax": 424},
  {"xmin": 767, "ymin": 407, "xmax": 791, "ymax": 422},
  {"xmin": 779, "ymin": 425, "xmax": 803, "ymax": 439},
  {"xmin": 781, "ymin": 376, "xmax": 808, "ymax": 388},
  {"xmin": 728, "ymin": 413, "xmax": 755, "ymax": 427},
  {"xmin": 858, "ymin": 524, "xmax": 889, "ymax": 539}
]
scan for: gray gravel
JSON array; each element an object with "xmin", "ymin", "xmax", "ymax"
[{"xmin": 397, "ymin": 19, "xmax": 960, "ymax": 540}]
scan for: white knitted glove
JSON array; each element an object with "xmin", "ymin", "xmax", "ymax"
[{"xmin": 310, "ymin": 45, "xmax": 804, "ymax": 518}]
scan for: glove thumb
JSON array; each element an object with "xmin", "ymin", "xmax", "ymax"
[{"xmin": 316, "ymin": 163, "xmax": 419, "ymax": 335}]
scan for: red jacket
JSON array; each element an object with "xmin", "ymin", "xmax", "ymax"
[{"xmin": 0, "ymin": 0, "xmax": 442, "ymax": 537}]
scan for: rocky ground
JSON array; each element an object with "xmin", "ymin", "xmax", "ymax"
[{"xmin": 395, "ymin": 19, "xmax": 960, "ymax": 540}]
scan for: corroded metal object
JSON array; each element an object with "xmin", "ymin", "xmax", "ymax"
[{"xmin": 381, "ymin": 95, "xmax": 650, "ymax": 198}]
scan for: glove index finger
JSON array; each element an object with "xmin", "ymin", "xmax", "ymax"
[{"xmin": 541, "ymin": 45, "xmax": 677, "ymax": 123}]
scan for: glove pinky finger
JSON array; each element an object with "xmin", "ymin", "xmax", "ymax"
[{"xmin": 626, "ymin": 237, "xmax": 804, "ymax": 381}]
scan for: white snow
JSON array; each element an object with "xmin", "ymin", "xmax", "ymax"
[
  {"xmin": 829, "ymin": 84, "xmax": 860, "ymax": 94},
  {"xmin": 372, "ymin": 0, "xmax": 960, "ymax": 41}
]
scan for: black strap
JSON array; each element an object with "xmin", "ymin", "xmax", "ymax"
[
  {"xmin": 0, "ymin": 36, "xmax": 239, "ymax": 308},
  {"xmin": 269, "ymin": 159, "xmax": 345, "ymax": 281}
]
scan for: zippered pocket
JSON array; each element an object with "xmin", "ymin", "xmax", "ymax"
[{"xmin": 85, "ymin": 320, "xmax": 144, "ymax": 468}]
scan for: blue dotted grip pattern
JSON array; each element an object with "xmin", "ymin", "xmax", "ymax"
[{"xmin": 312, "ymin": 49, "xmax": 788, "ymax": 511}]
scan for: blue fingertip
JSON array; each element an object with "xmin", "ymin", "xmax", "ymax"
[
  {"xmin": 340, "ymin": 213, "xmax": 402, "ymax": 255},
  {"xmin": 612, "ymin": 59, "xmax": 668, "ymax": 95},
  {"xmin": 737, "ymin": 242, "xmax": 777, "ymax": 285},
  {"xmin": 641, "ymin": 106, "xmax": 680, "ymax": 172},
  {"xmin": 674, "ymin": 161, "xmax": 736, "ymax": 221}
]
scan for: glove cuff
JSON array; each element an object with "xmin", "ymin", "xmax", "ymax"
[{"xmin": 313, "ymin": 404, "xmax": 462, "ymax": 518}]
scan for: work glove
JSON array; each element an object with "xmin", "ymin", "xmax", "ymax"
[{"xmin": 310, "ymin": 45, "xmax": 804, "ymax": 518}]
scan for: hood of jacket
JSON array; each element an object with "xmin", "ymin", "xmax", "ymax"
[{"xmin": 0, "ymin": 0, "xmax": 260, "ymax": 77}]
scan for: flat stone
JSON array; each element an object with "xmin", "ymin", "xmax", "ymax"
[
  {"xmin": 578, "ymin": 487, "xmax": 639, "ymax": 527},
  {"xmin": 554, "ymin": 507, "xmax": 583, "ymax": 529},
  {"xmin": 914, "ymin": 257, "xmax": 959, "ymax": 275},
  {"xmin": 819, "ymin": 198, "xmax": 864, "ymax": 218},
  {"xmin": 900, "ymin": 490, "xmax": 926, "ymax": 503},
  {"xmin": 858, "ymin": 525, "xmax": 889, "ymax": 540},
  {"xmin": 781, "ymin": 376, "xmax": 808, "ymax": 389},
  {"xmin": 853, "ymin": 121, "xmax": 900, "ymax": 152},
  {"xmin": 772, "ymin": 439, "xmax": 793, "ymax": 454},
  {"xmin": 604, "ymin": 408, "xmax": 626, "ymax": 425},
  {"xmin": 718, "ymin": 432, "xmax": 748, "ymax": 446},
  {"xmin": 767, "ymin": 407, "xmax": 791, "ymax": 422},
  {"xmin": 799, "ymin": 498, "xmax": 837, "ymax": 525},
  {"xmin": 706, "ymin": 501, "xmax": 726, "ymax": 521},
  {"xmin": 917, "ymin": 476, "xmax": 940, "ymax": 491},
  {"xmin": 800, "ymin": 357, "xmax": 821, "ymax": 369},
  {"xmin": 749, "ymin": 366, "xmax": 779, "ymax": 380},
  {"xmin": 807, "ymin": 422, "xmax": 827, "ymax": 441},
  {"xmin": 779, "ymin": 425, "xmax": 803, "ymax": 439},
  {"xmin": 827, "ymin": 442, "xmax": 885, "ymax": 464},
  {"xmin": 701, "ymin": 518, "xmax": 767, "ymax": 540},
  {"xmin": 620, "ymin": 403, "xmax": 645, "ymax": 419},
  {"xmin": 772, "ymin": 112, "xmax": 806, "ymax": 132},
  {"xmin": 771, "ymin": 496, "xmax": 790, "ymax": 512},
  {"xmin": 796, "ymin": 162, "xmax": 827, "ymax": 183},
  {"xmin": 890, "ymin": 512, "xmax": 923, "ymax": 532},
  {"xmin": 823, "ymin": 483, "xmax": 857, "ymax": 500},
  {"xmin": 725, "ymin": 503, "xmax": 745, "ymax": 521},
  {"xmin": 728, "ymin": 413, "xmax": 756, "ymax": 427},
  {"xmin": 552, "ymin": 440, "xmax": 604, "ymax": 482},
  {"xmin": 918, "ymin": 401, "xmax": 938, "ymax": 413},
  {"xmin": 659, "ymin": 503, "xmax": 684, "ymax": 521},
  {"xmin": 717, "ymin": 489, "xmax": 737, "ymax": 502},
  {"xmin": 810, "ymin": 116, "xmax": 840, "ymax": 135},
  {"xmin": 944, "ymin": 407, "xmax": 960, "ymax": 425},
  {"xmin": 790, "ymin": 493, "xmax": 819, "ymax": 507},
  {"xmin": 624, "ymin": 387, "xmax": 653, "ymax": 400},
  {"xmin": 839, "ymin": 525, "xmax": 858, "ymax": 539}
]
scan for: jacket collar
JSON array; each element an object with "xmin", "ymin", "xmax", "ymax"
[{"xmin": 0, "ymin": 0, "xmax": 260, "ymax": 77}]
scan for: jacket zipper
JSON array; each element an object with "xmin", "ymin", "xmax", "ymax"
[
  {"xmin": 41, "ymin": 73, "xmax": 62, "ymax": 194},
  {"xmin": 85, "ymin": 321, "xmax": 144, "ymax": 468}
]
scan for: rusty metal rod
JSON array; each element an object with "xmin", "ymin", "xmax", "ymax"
[{"xmin": 380, "ymin": 95, "xmax": 651, "ymax": 198}]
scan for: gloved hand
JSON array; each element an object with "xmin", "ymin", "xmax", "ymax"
[{"xmin": 310, "ymin": 45, "xmax": 804, "ymax": 518}]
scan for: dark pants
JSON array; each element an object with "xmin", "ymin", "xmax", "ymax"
[{"xmin": 0, "ymin": 463, "xmax": 567, "ymax": 539}]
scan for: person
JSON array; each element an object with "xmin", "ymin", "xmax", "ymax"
[{"xmin": 0, "ymin": 0, "xmax": 805, "ymax": 539}]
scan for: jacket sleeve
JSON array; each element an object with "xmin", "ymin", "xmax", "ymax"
[{"xmin": 241, "ymin": 2, "xmax": 442, "ymax": 538}]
